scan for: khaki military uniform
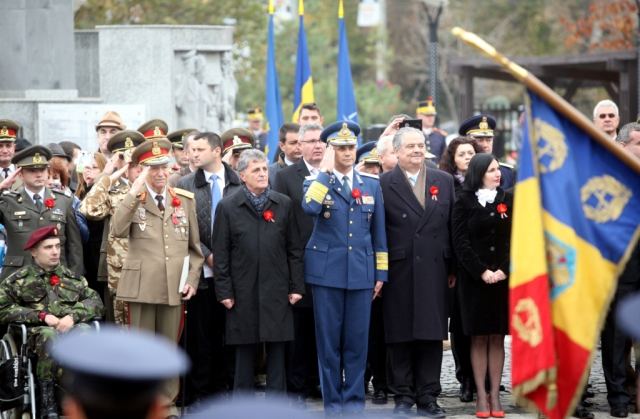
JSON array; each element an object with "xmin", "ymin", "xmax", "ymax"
[
  {"xmin": 0, "ymin": 169, "xmax": 23, "ymax": 191},
  {"xmin": 79, "ymin": 173, "xmax": 131, "ymax": 325},
  {"xmin": 110, "ymin": 184, "xmax": 203, "ymax": 411},
  {"xmin": 0, "ymin": 187, "xmax": 83, "ymax": 280},
  {"xmin": 168, "ymin": 165, "xmax": 191, "ymax": 188}
]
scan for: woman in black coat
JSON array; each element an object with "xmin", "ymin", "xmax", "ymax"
[
  {"xmin": 439, "ymin": 137, "xmax": 482, "ymax": 198},
  {"xmin": 452, "ymin": 154, "xmax": 513, "ymax": 417},
  {"xmin": 213, "ymin": 149, "xmax": 305, "ymax": 398}
]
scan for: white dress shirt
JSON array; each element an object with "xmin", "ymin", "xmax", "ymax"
[{"xmin": 334, "ymin": 168, "xmax": 354, "ymax": 190}]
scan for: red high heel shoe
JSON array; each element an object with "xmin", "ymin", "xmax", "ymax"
[
  {"xmin": 475, "ymin": 399, "xmax": 490, "ymax": 418},
  {"xmin": 490, "ymin": 396, "xmax": 505, "ymax": 418}
]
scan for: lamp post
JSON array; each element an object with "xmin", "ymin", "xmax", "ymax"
[{"xmin": 420, "ymin": 0, "xmax": 448, "ymax": 110}]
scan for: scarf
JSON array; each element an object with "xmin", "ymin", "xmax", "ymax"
[
  {"xmin": 475, "ymin": 188, "xmax": 497, "ymax": 207},
  {"xmin": 243, "ymin": 184, "xmax": 270, "ymax": 214},
  {"xmin": 454, "ymin": 170, "xmax": 466, "ymax": 186}
]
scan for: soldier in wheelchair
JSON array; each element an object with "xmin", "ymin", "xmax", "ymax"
[{"xmin": 0, "ymin": 226, "xmax": 104, "ymax": 419}]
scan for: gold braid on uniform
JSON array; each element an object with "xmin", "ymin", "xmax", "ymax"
[
  {"xmin": 305, "ymin": 181, "xmax": 329, "ymax": 204},
  {"xmin": 376, "ymin": 252, "xmax": 388, "ymax": 271}
]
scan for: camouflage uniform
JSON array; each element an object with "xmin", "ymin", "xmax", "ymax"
[
  {"xmin": 0, "ymin": 263, "xmax": 104, "ymax": 380},
  {"xmin": 78, "ymin": 173, "xmax": 130, "ymax": 325}
]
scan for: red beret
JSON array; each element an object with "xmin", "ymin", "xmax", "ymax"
[{"xmin": 23, "ymin": 226, "xmax": 59, "ymax": 251}]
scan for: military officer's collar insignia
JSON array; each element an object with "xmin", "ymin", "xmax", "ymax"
[
  {"xmin": 124, "ymin": 137, "xmax": 134, "ymax": 148},
  {"xmin": 153, "ymin": 126, "xmax": 161, "ymax": 137},
  {"xmin": 356, "ymin": 174, "xmax": 363, "ymax": 184},
  {"xmin": 33, "ymin": 153, "xmax": 43, "ymax": 164},
  {"xmin": 0, "ymin": 127, "xmax": 7, "ymax": 136},
  {"xmin": 479, "ymin": 117, "xmax": 489, "ymax": 130},
  {"xmin": 151, "ymin": 142, "xmax": 161, "ymax": 156},
  {"xmin": 233, "ymin": 135, "xmax": 242, "ymax": 145}
]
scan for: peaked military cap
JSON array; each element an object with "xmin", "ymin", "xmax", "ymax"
[
  {"xmin": 247, "ymin": 106, "xmax": 264, "ymax": 121},
  {"xmin": 107, "ymin": 130, "xmax": 146, "ymax": 154},
  {"xmin": 131, "ymin": 139, "xmax": 172, "ymax": 166},
  {"xmin": 137, "ymin": 119, "xmax": 169, "ymax": 140},
  {"xmin": 320, "ymin": 121, "xmax": 360, "ymax": 146},
  {"xmin": 14, "ymin": 138, "xmax": 32, "ymax": 152},
  {"xmin": 46, "ymin": 143, "xmax": 71, "ymax": 162},
  {"xmin": 458, "ymin": 115, "xmax": 496, "ymax": 137},
  {"xmin": 0, "ymin": 119, "xmax": 19, "ymax": 142},
  {"xmin": 417, "ymin": 97, "xmax": 437, "ymax": 116},
  {"xmin": 11, "ymin": 145, "xmax": 52, "ymax": 169},
  {"xmin": 221, "ymin": 128, "xmax": 255, "ymax": 155},
  {"xmin": 52, "ymin": 326, "xmax": 189, "ymax": 401},
  {"xmin": 24, "ymin": 226, "xmax": 59, "ymax": 251},
  {"xmin": 356, "ymin": 141, "xmax": 380, "ymax": 164},
  {"xmin": 167, "ymin": 128, "xmax": 197, "ymax": 149}
]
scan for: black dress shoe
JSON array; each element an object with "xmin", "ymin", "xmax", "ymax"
[
  {"xmin": 460, "ymin": 378, "xmax": 473, "ymax": 403},
  {"xmin": 372, "ymin": 390, "xmax": 388, "ymax": 405},
  {"xmin": 417, "ymin": 402, "xmax": 446, "ymax": 418},
  {"xmin": 292, "ymin": 395, "xmax": 307, "ymax": 410},
  {"xmin": 611, "ymin": 403, "xmax": 629, "ymax": 418},
  {"xmin": 393, "ymin": 401, "xmax": 413, "ymax": 416},
  {"xmin": 572, "ymin": 401, "xmax": 594, "ymax": 419}
]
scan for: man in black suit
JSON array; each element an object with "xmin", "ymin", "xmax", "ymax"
[
  {"xmin": 379, "ymin": 127, "xmax": 456, "ymax": 418},
  {"xmin": 274, "ymin": 122, "xmax": 325, "ymax": 409}
]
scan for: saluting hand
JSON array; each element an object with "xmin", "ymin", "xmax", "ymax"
[
  {"xmin": 0, "ymin": 167, "xmax": 21, "ymax": 190},
  {"xmin": 319, "ymin": 145, "xmax": 335, "ymax": 173},
  {"xmin": 129, "ymin": 165, "xmax": 150, "ymax": 197},
  {"xmin": 381, "ymin": 117, "xmax": 405, "ymax": 137},
  {"xmin": 109, "ymin": 156, "xmax": 130, "ymax": 183}
]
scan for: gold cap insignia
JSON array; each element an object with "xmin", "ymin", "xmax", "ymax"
[
  {"xmin": 154, "ymin": 126, "xmax": 161, "ymax": 136},
  {"xmin": 0, "ymin": 127, "xmax": 7, "ymax": 136},
  {"xmin": 232, "ymin": 135, "xmax": 242, "ymax": 145},
  {"xmin": 338, "ymin": 123, "xmax": 351, "ymax": 138},
  {"xmin": 33, "ymin": 153, "xmax": 42, "ymax": 164},
  {"xmin": 124, "ymin": 137, "xmax": 134, "ymax": 148},
  {"xmin": 53, "ymin": 228, "xmax": 57, "ymax": 235},
  {"xmin": 181, "ymin": 132, "xmax": 188, "ymax": 140},
  {"xmin": 479, "ymin": 117, "xmax": 489, "ymax": 130},
  {"xmin": 370, "ymin": 147, "xmax": 378, "ymax": 158},
  {"xmin": 151, "ymin": 142, "xmax": 161, "ymax": 156}
]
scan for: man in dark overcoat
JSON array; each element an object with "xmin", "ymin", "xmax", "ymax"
[
  {"xmin": 213, "ymin": 149, "xmax": 305, "ymax": 397},
  {"xmin": 379, "ymin": 127, "xmax": 456, "ymax": 418}
]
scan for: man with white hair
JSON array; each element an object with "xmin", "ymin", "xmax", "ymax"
[
  {"xmin": 377, "ymin": 135, "xmax": 398, "ymax": 173},
  {"xmin": 593, "ymin": 99, "xmax": 620, "ymax": 140}
]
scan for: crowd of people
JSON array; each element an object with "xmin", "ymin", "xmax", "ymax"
[{"xmin": 0, "ymin": 96, "xmax": 636, "ymax": 419}]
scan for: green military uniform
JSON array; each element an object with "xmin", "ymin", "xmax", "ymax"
[
  {"xmin": 0, "ymin": 263, "xmax": 104, "ymax": 380},
  {"xmin": 79, "ymin": 130, "xmax": 145, "ymax": 325},
  {"xmin": 0, "ymin": 119, "xmax": 23, "ymax": 191},
  {"xmin": 0, "ymin": 146, "xmax": 83, "ymax": 279}
]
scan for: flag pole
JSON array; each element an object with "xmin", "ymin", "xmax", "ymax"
[{"xmin": 451, "ymin": 27, "xmax": 640, "ymax": 176}]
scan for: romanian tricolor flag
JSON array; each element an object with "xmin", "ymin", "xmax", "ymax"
[
  {"xmin": 292, "ymin": 0, "xmax": 314, "ymax": 122},
  {"xmin": 510, "ymin": 90, "xmax": 640, "ymax": 419}
]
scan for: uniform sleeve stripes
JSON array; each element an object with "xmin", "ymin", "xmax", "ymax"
[
  {"xmin": 305, "ymin": 182, "xmax": 329, "ymax": 204},
  {"xmin": 376, "ymin": 252, "xmax": 388, "ymax": 271}
]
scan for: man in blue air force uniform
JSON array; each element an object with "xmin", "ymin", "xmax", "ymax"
[{"xmin": 302, "ymin": 121, "xmax": 388, "ymax": 416}]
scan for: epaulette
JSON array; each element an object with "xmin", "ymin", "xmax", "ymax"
[
  {"xmin": 174, "ymin": 188, "xmax": 194, "ymax": 199},
  {"xmin": 499, "ymin": 162, "xmax": 515, "ymax": 170},
  {"xmin": 52, "ymin": 188, "xmax": 72, "ymax": 198},
  {"xmin": 359, "ymin": 172, "xmax": 380, "ymax": 180},
  {"xmin": 2, "ymin": 190, "xmax": 18, "ymax": 196},
  {"xmin": 434, "ymin": 128, "xmax": 447, "ymax": 136}
]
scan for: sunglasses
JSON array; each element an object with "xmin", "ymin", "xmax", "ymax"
[{"xmin": 598, "ymin": 113, "xmax": 617, "ymax": 119}]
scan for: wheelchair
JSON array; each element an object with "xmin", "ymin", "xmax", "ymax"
[{"xmin": 0, "ymin": 320, "xmax": 102, "ymax": 419}]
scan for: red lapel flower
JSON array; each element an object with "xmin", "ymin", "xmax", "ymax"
[
  {"xmin": 497, "ymin": 203, "xmax": 508, "ymax": 218},
  {"xmin": 44, "ymin": 198, "xmax": 55, "ymax": 210},
  {"xmin": 430, "ymin": 186, "xmax": 439, "ymax": 201},
  {"xmin": 263, "ymin": 210, "xmax": 275, "ymax": 223},
  {"xmin": 352, "ymin": 189, "xmax": 362, "ymax": 205},
  {"xmin": 50, "ymin": 275, "xmax": 60, "ymax": 286},
  {"xmin": 172, "ymin": 197, "xmax": 181, "ymax": 207}
]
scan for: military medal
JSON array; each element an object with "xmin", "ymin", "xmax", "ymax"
[
  {"xmin": 57, "ymin": 223, "xmax": 61, "ymax": 229},
  {"xmin": 324, "ymin": 212, "xmax": 330, "ymax": 218},
  {"xmin": 180, "ymin": 226, "xmax": 186, "ymax": 234},
  {"xmin": 138, "ymin": 208, "xmax": 146, "ymax": 221},
  {"xmin": 52, "ymin": 208, "xmax": 64, "ymax": 215},
  {"xmin": 139, "ymin": 223, "xmax": 146, "ymax": 231},
  {"xmin": 18, "ymin": 222, "xmax": 22, "ymax": 227}
]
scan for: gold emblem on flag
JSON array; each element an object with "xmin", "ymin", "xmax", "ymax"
[
  {"xmin": 512, "ymin": 298, "xmax": 542, "ymax": 347},
  {"xmin": 534, "ymin": 118, "xmax": 567, "ymax": 173},
  {"xmin": 581, "ymin": 175, "xmax": 631, "ymax": 223},
  {"xmin": 151, "ymin": 142, "xmax": 161, "ymax": 156},
  {"xmin": 547, "ymin": 240, "xmax": 571, "ymax": 287}
]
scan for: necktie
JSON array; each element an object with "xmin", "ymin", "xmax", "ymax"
[
  {"xmin": 342, "ymin": 175, "xmax": 351, "ymax": 199},
  {"xmin": 408, "ymin": 174, "xmax": 417, "ymax": 187},
  {"xmin": 156, "ymin": 195, "xmax": 165, "ymax": 213},
  {"xmin": 210, "ymin": 174, "xmax": 221, "ymax": 222},
  {"xmin": 33, "ymin": 193, "xmax": 42, "ymax": 211},
  {"xmin": 2, "ymin": 168, "xmax": 9, "ymax": 179}
]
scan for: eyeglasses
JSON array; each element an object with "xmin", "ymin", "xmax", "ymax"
[
  {"xmin": 300, "ymin": 139, "xmax": 323, "ymax": 145},
  {"xmin": 598, "ymin": 113, "xmax": 617, "ymax": 119}
]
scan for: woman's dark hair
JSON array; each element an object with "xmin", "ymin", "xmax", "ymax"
[
  {"xmin": 463, "ymin": 153, "xmax": 499, "ymax": 191},
  {"xmin": 438, "ymin": 137, "xmax": 482, "ymax": 177}
]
